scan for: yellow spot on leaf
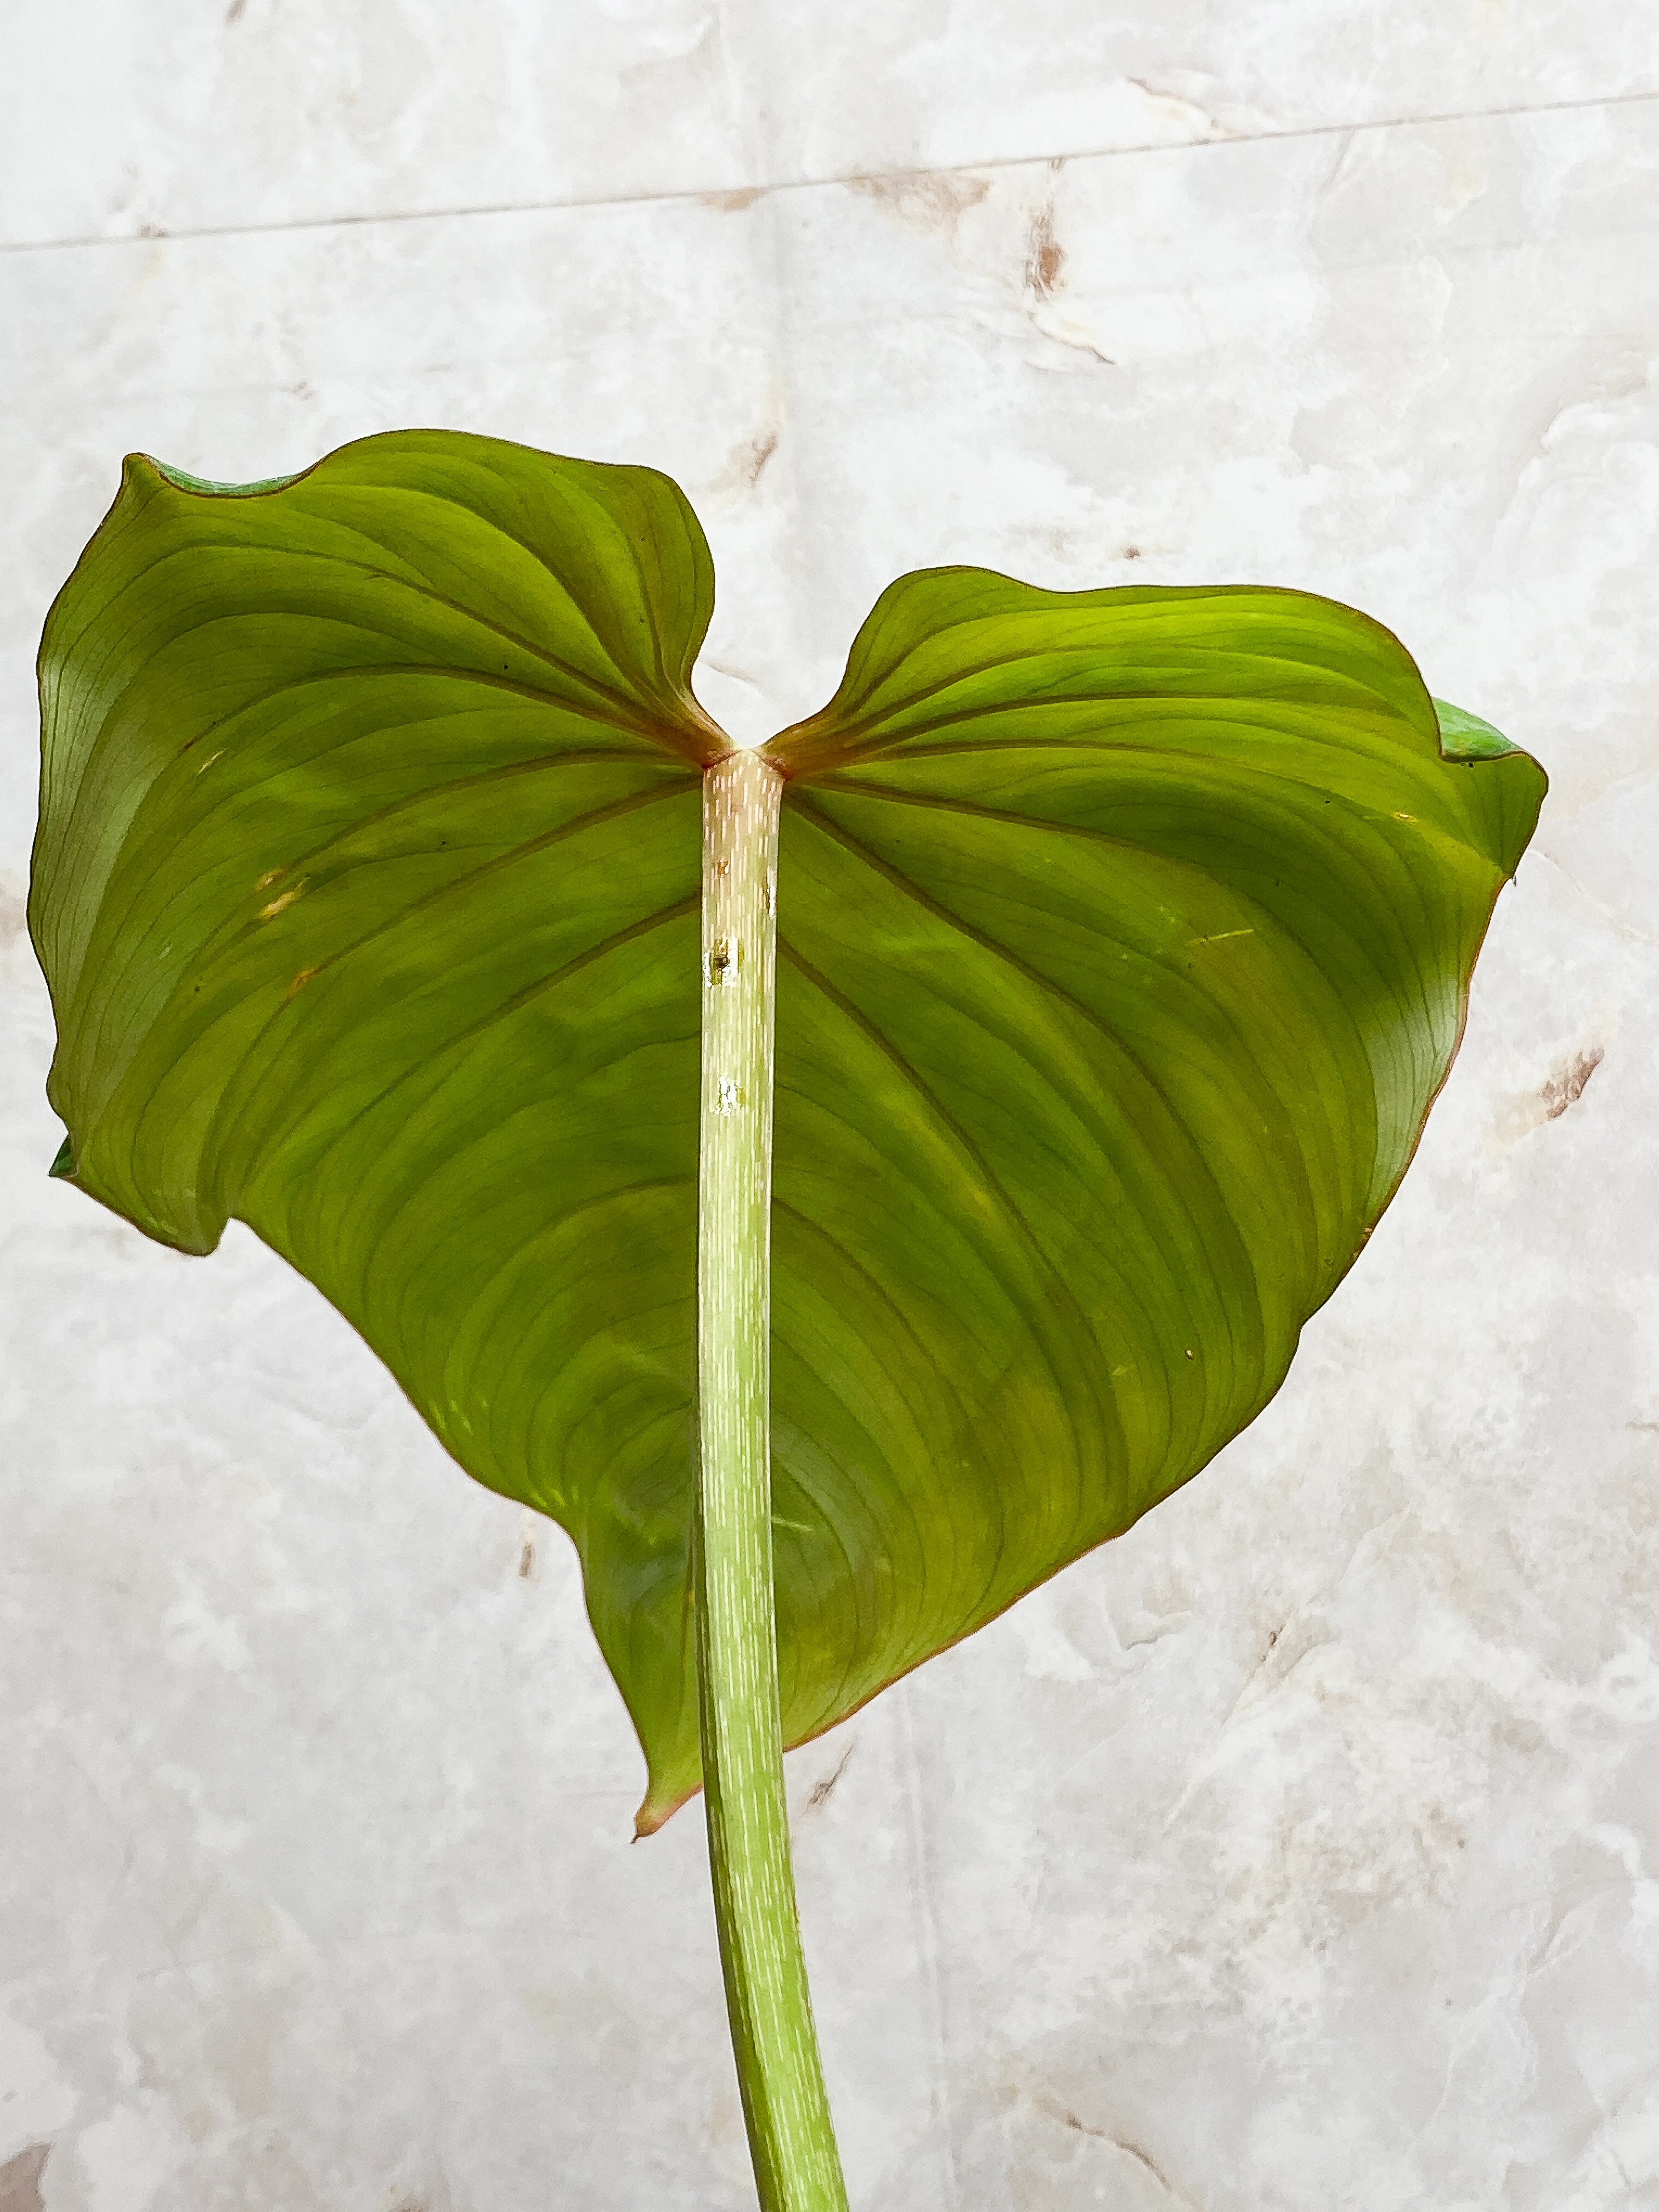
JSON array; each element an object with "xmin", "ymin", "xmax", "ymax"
[
  {"xmin": 1392, "ymin": 810, "xmax": 1418, "ymax": 823},
  {"xmin": 1187, "ymin": 927, "xmax": 1255, "ymax": 948},
  {"xmin": 255, "ymin": 868, "xmax": 284, "ymax": 890},
  {"xmin": 258, "ymin": 885, "xmax": 303, "ymax": 921},
  {"xmin": 283, "ymin": 966, "xmax": 319, "ymax": 1002}
]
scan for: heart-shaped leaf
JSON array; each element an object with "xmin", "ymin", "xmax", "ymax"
[{"xmin": 32, "ymin": 431, "xmax": 1544, "ymax": 1832}]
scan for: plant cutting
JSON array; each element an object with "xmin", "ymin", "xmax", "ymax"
[{"xmin": 30, "ymin": 429, "xmax": 1545, "ymax": 2210}]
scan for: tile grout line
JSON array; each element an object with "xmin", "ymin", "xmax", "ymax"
[{"xmin": 2, "ymin": 83, "xmax": 1656, "ymax": 258}]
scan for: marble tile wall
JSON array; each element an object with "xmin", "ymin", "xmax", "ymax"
[{"xmin": 3, "ymin": 7, "xmax": 1656, "ymax": 2209}]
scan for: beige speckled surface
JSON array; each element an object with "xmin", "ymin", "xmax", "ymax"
[{"xmin": 3, "ymin": 9, "xmax": 1657, "ymax": 2207}]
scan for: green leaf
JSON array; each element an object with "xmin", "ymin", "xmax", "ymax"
[
  {"xmin": 32, "ymin": 434, "xmax": 1545, "ymax": 1832},
  {"xmin": 1432, "ymin": 695, "xmax": 1521, "ymax": 761},
  {"xmin": 759, "ymin": 574, "xmax": 1543, "ymax": 1794}
]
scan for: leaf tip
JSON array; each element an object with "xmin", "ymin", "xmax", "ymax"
[
  {"xmin": 48, "ymin": 1133, "xmax": 75, "ymax": 1181},
  {"xmin": 633, "ymin": 1778, "xmax": 699, "ymax": 1839},
  {"xmin": 1432, "ymin": 696, "xmax": 1519, "ymax": 763}
]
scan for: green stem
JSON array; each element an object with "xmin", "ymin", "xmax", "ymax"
[{"xmin": 696, "ymin": 750, "xmax": 849, "ymax": 2212}]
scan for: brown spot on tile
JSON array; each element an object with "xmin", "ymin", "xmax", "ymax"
[
  {"xmin": 518, "ymin": 1537, "xmax": 535, "ymax": 1579},
  {"xmin": 732, "ymin": 430, "xmax": 777, "ymax": 489},
  {"xmin": 0, "ymin": 2144, "xmax": 51, "ymax": 2212},
  {"xmin": 703, "ymin": 187, "xmax": 764, "ymax": 212},
  {"xmin": 1031, "ymin": 2094, "xmax": 1195, "ymax": 2203},
  {"xmin": 1124, "ymin": 76, "xmax": 1232, "ymax": 140},
  {"xmin": 1123, "ymin": 545, "xmax": 1143, "ymax": 560},
  {"xmin": 1043, "ymin": 327, "xmax": 1115, "ymax": 365},
  {"xmin": 1025, "ymin": 204, "xmax": 1065, "ymax": 297},
  {"xmin": 708, "ymin": 428, "xmax": 780, "ymax": 498},
  {"xmin": 1541, "ymin": 1045, "xmax": 1603, "ymax": 1120},
  {"xmin": 849, "ymin": 170, "xmax": 990, "ymax": 234},
  {"xmin": 225, "ymin": 0, "xmax": 247, "ymax": 18},
  {"xmin": 806, "ymin": 1742, "xmax": 854, "ymax": 1809},
  {"xmin": 1494, "ymin": 1039, "xmax": 1609, "ymax": 1145}
]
